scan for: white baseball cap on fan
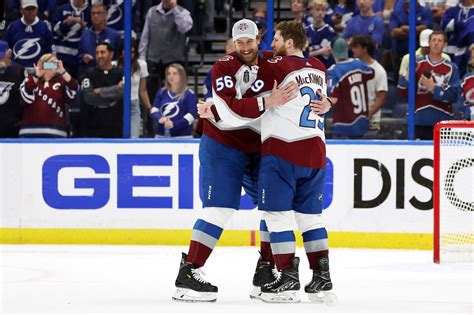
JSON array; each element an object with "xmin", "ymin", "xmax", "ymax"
[{"xmin": 232, "ymin": 19, "xmax": 259, "ymax": 41}]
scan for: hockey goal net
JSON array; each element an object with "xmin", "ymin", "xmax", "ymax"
[{"xmin": 433, "ymin": 121, "xmax": 474, "ymax": 263}]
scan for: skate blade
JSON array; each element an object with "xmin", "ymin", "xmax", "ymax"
[
  {"xmin": 250, "ymin": 286, "xmax": 261, "ymax": 300},
  {"xmin": 172, "ymin": 288, "xmax": 217, "ymax": 303},
  {"xmin": 308, "ymin": 291, "xmax": 338, "ymax": 306},
  {"xmin": 260, "ymin": 291, "xmax": 300, "ymax": 303}
]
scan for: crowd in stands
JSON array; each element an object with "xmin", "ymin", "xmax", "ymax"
[{"xmin": 0, "ymin": 0, "xmax": 472, "ymax": 140}]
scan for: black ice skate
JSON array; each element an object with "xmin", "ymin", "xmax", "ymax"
[
  {"xmin": 260, "ymin": 257, "xmax": 301, "ymax": 303},
  {"xmin": 172, "ymin": 253, "xmax": 218, "ymax": 303},
  {"xmin": 250, "ymin": 255, "xmax": 278, "ymax": 300},
  {"xmin": 305, "ymin": 256, "xmax": 338, "ymax": 305}
]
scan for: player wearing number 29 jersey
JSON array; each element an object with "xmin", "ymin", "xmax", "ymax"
[
  {"xmin": 258, "ymin": 55, "xmax": 328, "ymax": 168},
  {"xmin": 247, "ymin": 21, "xmax": 334, "ymax": 304}
]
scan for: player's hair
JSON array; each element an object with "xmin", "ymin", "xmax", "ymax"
[
  {"xmin": 164, "ymin": 63, "xmax": 188, "ymax": 102},
  {"xmin": 429, "ymin": 30, "xmax": 447, "ymax": 43},
  {"xmin": 310, "ymin": 0, "xmax": 328, "ymax": 9},
  {"xmin": 350, "ymin": 35, "xmax": 376, "ymax": 58},
  {"xmin": 275, "ymin": 20, "xmax": 307, "ymax": 51}
]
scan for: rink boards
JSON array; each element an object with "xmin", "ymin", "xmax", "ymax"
[{"xmin": 0, "ymin": 139, "xmax": 436, "ymax": 249}]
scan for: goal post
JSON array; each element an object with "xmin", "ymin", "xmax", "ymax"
[{"xmin": 433, "ymin": 121, "xmax": 474, "ymax": 263}]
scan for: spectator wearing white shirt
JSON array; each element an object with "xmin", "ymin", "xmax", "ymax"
[
  {"xmin": 116, "ymin": 39, "xmax": 152, "ymax": 138},
  {"xmin": 351, "ymin": 35, "xmax": 388, "ymax": 132}
]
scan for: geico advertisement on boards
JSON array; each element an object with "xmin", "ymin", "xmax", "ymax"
[{"xmin": 0, "ymin": 141, "xmax": 435, "ymax": 233}]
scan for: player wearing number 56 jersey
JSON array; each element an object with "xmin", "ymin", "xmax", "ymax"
[
  {"xmin": 326, "ymin": 37, "xmax": 375, "ymax": 138},
  {"xmin": 244, "ymin": 21, "xmax": 335, "ymax": 304},
  {"xmin": 172, "ymin": 19, "xmax": 298, "ymax": 303}
]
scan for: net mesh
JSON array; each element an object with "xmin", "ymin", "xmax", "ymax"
[{"xmin": 438, "ymin": 126, "xmax": 474, "ymax": 262}]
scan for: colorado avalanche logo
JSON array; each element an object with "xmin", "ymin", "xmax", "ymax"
[
  {"xmin": 0, "ymin": 81, "xmax": 14, "ymax": 105},
  {"xmin": 13, "ymin": 38, "xmax": 41, "ymax": 60},
  {"xmin": 218, "ymin": 55, "xmax": 234, "ymax": 62},
  {"xmin": 238, "ymin": 23, "xmax": 249, "ymax": 31},
  {"xmin": 267, "ymin": 56, "xmax": 283, "ymax": 64},
  {"xmin": 160, "ymin": 101, "xmax": 180, "ymax": 119}
]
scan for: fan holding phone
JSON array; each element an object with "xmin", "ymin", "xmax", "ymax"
[
  {"xmin": 18, "ymin": 54, "xmax": 79, "ymax": 138},
  {"xmin": 32, "ymin": 55, "xmax": 69, "ymax": 81}
]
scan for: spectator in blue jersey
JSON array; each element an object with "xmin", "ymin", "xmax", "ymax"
[
  {"xmin": 420, "ymin": 0, "xmax": 458, "ymax": 24},
  {"xmin": 291, "ymin": 0, "xmax": 313, "ymax": 30},
  {"xmin": 442, "ymin": 0, "xmax": 474, "ymax": 78},
  {"xmin": 327, "ymin": 0, "xmax": 358, "ymax": 33},
  {"xmin": 398, "ymin": 31, "xmax": 460, "ymax": 140},
  {"xmin": 3, "ymin": 0, "xmax": 54, "ymax": 69},
  {"xmin": 151, "ymin": 63, "xmax": 197, "ymax": 138},
  {"xmin": 389, "ymin": 0, "xmax": 433, "ymax": 74},
  {"xmin": 343, "ymin": 0, "xmax": 384, "ymax": 52},
  {"xmin": 52, "ymin": 0, "xmax": 91, "ymax": 79},
  {"xmin": 9, "ymin": 0, "xmax": 56, "ymax": 21},
  {"xmin": 139, "ymin": 0, "xmax": 193, "ymax": 112},
  {"xmin": 92, "ymin": 0, "xmax": 137, "ymax": 38},
  {"xmin": 77, "ymin": 3, "xmax": 121, "ymax": 78},
  {"xmin": 253, "ymin": 7, "xmax": 271, "ymax": 51},
  {"xmin": 307, "ymin": 0, "xmax": 337, "ymax": 70},
  {"xmin": 327, "ymin": 0, "xmax": 384, "ymax": 27}
]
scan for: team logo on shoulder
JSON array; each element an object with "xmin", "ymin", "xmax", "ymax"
[
  {"xmin": 267, "ymin": 56, "xmax": 283, "ymax": 64},
  {"xmin": 218, "ymin": 55, "xmax": 234, "ymax": 62}
]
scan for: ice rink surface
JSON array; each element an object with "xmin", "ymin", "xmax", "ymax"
[{"xmin": 1, "ymin": 245, "xmax": 472, "ymax": 314}]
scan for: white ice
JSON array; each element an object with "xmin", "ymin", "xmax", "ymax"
[{"xmin": 1, "ymin": 245, "xmax": 473, "ymax": 314}]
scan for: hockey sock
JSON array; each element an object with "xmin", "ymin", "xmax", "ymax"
[
  {"xmin": 259, "ymin": 219, "xmax": 274, "ymax": 263},
  {"xmin": 302, "ymin": 227, "xmax": 329, "ymax": 270},
  {"xmin": 187, "ymin": 219, "xmax": 223, "ymax": 267},
  {"xmin": 269, "ymin": 230, "xmax": 296, "ymax": 270}
]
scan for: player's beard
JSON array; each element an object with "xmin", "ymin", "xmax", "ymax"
[
  {"xmin": 274, "ymin": 45, "xmax": 288, "ymax": 57},
  {"xmin": 236, "ymin": 49, "xmax": 258, "ymax": 65}
]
